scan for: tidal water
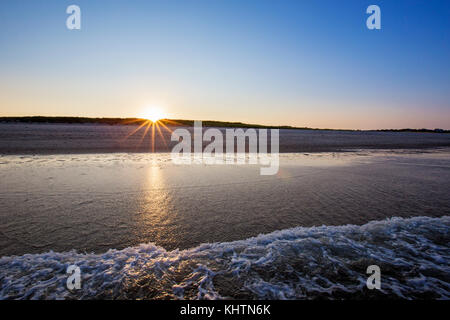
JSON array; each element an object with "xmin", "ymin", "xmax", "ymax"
[{"xmin": 0, "ymin": 150, "xmax": 449, "ymax": 299}]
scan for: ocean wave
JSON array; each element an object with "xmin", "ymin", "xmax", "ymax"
[{"xmin": 0, "ymin": 216, "xmax": 449, "ymax": 300}]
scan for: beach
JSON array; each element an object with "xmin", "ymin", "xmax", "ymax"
[
  {"xmin": 0, "ymin": 123, "xmax": 449, "ymax": 154},
  {"xmin": 0, "ymin": 124, "xmax": 449, "ymax": 299}
]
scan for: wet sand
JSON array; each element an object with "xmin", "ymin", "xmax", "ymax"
[{"xmin": 0, "ymin": 123, "xmax": 449, "ymax": 154}]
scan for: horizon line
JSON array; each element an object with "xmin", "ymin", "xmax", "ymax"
[{"xmin": 0, "ymin": 116, "xmax": 449, "ymax": 133}]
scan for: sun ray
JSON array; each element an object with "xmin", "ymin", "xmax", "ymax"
[
  {"xmin": 159, "ymin": 122, "xmax": 175, "ymax": 133},
  {"xmin": 121, "ymin": 120, "xmax": 149, "ymax": 142},
  {"xmin": 151, "ymin": 122, "xmax": 156, "ymax": 152},
  {"xmin": 123, "ymin": 118, "xmax": 146, "ymax": 125},
  {"xmin": 158, "ymin": 121, "xmax": 174, "ymax": 134},
  {"xmin": 137, "ymin": 120, "xmax": 152, "ymax": 148},
  {"xmin": 155, "ymin": 122, "xmax": 169, "ymax": 149},
  {"xmin": 119, "ymin": 108, "xmax": 174, "ymax": 152},
  {"xmin": 163, "ymin": 119, "xmax": 182, "ymax": 127}
]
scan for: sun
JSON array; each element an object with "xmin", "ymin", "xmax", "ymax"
[{"xmin": 140, "ymin": 107, "xmax": 166, "ymax": 123}]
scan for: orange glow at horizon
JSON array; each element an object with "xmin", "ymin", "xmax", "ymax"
[{"xmin": 140, "ymin": 107, "xmax": 166, "ymax": 123}]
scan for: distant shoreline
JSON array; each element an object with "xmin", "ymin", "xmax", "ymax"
[
  {"xmin": 0, "ymin": 116, "xmax": 448, "ymax": 133},
  {"xmin": 1, "ymin": 119, "xmax": 450, "ymax": 155}
]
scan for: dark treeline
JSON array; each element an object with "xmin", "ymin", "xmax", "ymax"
[{"xmin": 0, "ymin": 116, "xmax": 448, "ymax": 133}]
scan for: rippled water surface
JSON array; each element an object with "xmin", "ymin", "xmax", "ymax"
[
  {"xmin": 0, "ymin": 150, "xmax": 449, "ymax": 299},
  {"xmin": 1, "ymin": 150, "xmax": 449, "ymax": 256}
]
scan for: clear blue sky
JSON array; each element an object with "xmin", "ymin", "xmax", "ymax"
[{"xmin": 1, "ymin": 0, "xmax": 449, "ymax": 129}]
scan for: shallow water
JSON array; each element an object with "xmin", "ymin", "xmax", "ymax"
[{"xmin": 0, "ymin": 150, "xmax": 449, "ymax": 257}]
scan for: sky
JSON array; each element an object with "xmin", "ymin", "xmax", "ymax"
[{"xmin": 0, "ymin": 0, "xmax": 449, "ymax": 129}]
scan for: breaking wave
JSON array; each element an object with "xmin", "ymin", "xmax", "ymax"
[{"xmin": 0, "ymin": 216, "xmax": 449, "ymax": 300}]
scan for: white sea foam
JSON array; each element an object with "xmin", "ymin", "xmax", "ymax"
[{"xmin": 0, "ymin": 216, "xmax": 449, "ymax": 299}]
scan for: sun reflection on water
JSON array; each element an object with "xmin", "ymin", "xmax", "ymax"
[{"xmin": 132, "ymin": 163, "xmax": 179, "ymax": 248}]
